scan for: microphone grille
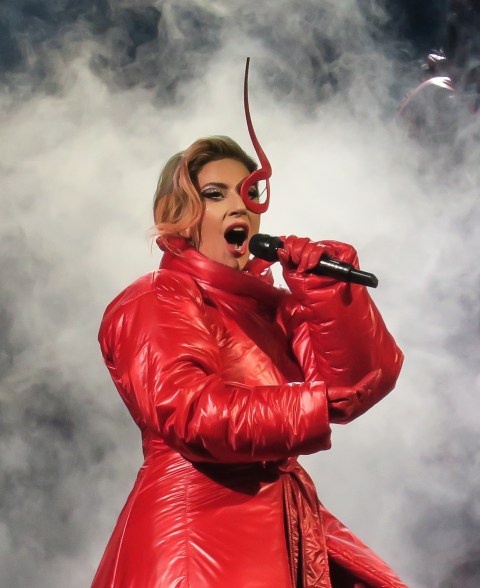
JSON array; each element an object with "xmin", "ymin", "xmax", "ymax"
[{"xmin": 249, "ymin": 233, "xmax": 283, "ymax": 262}]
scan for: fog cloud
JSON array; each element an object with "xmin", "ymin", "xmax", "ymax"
[{"xmin": 1, "ymin": 1, "xmax": 479, "ymax": 586}]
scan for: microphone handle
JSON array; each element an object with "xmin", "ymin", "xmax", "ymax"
[
  {"xmin": 252, "ymin": 235, "xmax": 378, "ymax": 288},
  {"xmin": 311, "ymin": 256, "xmax": 378, "ymax": 288}
]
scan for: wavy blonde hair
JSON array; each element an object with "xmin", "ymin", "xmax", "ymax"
[{"xmin": 153, "ymin": 136, "xmax": 257, "ymax": 247}]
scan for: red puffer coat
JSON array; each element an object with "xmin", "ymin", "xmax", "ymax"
[{"xmin": 92, "ymin": 239, "xmax": 405, "ymax": 588}]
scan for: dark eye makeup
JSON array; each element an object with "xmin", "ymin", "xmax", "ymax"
[
  {"xmin": 200, "ymin": 182, "xmax": 262, "ymax": 201},
  {"xmin": 200, "ymin": 188, "xmax": 225, "ymax": 200}
]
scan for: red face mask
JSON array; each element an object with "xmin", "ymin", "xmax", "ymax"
[{"xmin": 240, "ymin": 58, "xmax": 272, "ymax": 214}]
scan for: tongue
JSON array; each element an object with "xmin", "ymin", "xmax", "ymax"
[{"xmin": 225, "ymin": 239, "xmax": 246, "ymax": 257}]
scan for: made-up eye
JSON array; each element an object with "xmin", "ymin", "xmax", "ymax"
[
  {"xmin": 248, "ymin": 181, "xmax": 268, "ymax": 205},
  {"xmin": 200, "ymin": 188, "xmax": 224, "ymax": 200}
]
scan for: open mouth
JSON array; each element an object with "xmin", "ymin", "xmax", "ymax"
[{"xmin": 224, "ymin": 224, "xmax": 249, "ymax": 253}]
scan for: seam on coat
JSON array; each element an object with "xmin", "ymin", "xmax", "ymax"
[
  {"xmin": 109, "ymin": 471, "xmax": 147, "ymax": 585},
  {"xmin": 327, "ymin": 543, "xmax": 402, "ymax": 587},
  {"xmin": 282, "ymin": 476, "xmax": 297, "ymax": 588},
  {"xmin": 184, "ymin": 466, "xmax": 193, "ymax": 587}
]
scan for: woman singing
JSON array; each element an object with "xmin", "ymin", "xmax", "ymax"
[{"xmin": 91, "ymin": 132, "xmax": 405, "ymax": 587}]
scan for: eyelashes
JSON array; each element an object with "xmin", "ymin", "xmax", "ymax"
[
  {"xmin": 200, "ymin": 189, "xmax": 223, "ymax": 200},
  {"xmin": 200, "ymin": 186, "xmax": 260, "ymax": 201}
]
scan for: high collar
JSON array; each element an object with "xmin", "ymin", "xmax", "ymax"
[{"xmin": 157, "ymin": 236, "xmax": 284, "ymax": 310}]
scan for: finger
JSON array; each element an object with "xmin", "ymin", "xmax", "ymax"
[
  {"xmin": 277, "ymin": 247, "xmax": 290, "ymax": 267},
  {"xmin": 297, "ymin": 242, "xmax": 324, "ymax": 273},
  {"xmin": 355, "ymin": 389, "xmax": 365, "ymax": 403},
  {"xmin": 357, "ymin": 369, "xmax": 382, "ymax": 392},
  {"xmin": 322, "ymin": 240, "xmax": 358, "ymax": 266},
  {"xmin": 280, "ymin": 235, "xmax": 311, "ymax": 267},
  {"xmin": 290, "ymin": 238, "xmax": 311, "ymax": 267},
  {"xmin": 326, "ymin": 386, "xmax": 350, "ymax": 403},
  {"xmin": 331, "ymin": 400, "xmax": 352, "ymax": 412},
  {"xmin": 330, "ymin": 400, "xmax": 355, "ymax": 423},
  {"xmin": 328, "ymin": 369, "xmax": 382, "ymax": 404}
]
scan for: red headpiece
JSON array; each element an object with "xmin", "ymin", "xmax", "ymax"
[{"xmin": 240, "ymin": 58, "xmax": 272, "ymax": 214}]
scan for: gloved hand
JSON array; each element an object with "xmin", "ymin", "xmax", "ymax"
[
  {"xmin": 327, "ymin": 370, "xmax": 382, "ymax": 424},
  {"xmin": 277, "ymin": 235, "xmax": 358, "ymax": 296}
]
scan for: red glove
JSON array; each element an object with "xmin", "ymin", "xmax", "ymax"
[
  {"xmin": 327, "ymin": 370, "xmax": 382, "ymax": 424},
  {"xmin": 277, "ymin": 235, "xmax": 358, "ymax": 295}
]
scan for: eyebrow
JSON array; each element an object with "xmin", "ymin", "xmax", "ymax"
[
  {"xmin": 199, "ymin": 179, "xmax": 250, "ymax": 192},
  {"xmin": 200, "ymin": 182, "xmax": 229, "ymax": 191}
]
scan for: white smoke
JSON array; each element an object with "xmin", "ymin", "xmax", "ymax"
[{"xmin": 1, "ymin": 1, "xmax": 479, "ymax": 587}]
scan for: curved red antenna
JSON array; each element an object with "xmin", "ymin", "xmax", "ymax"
[{"xmin": 240, "ymin": 57, "xmax": 272, "ymax": 214}]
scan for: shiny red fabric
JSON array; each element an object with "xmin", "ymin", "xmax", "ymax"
[{"xmin": 92, "ymin": 240, "xmax": 405, "ymax": 588}]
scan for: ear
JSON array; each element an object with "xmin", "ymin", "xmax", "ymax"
[{"xmin": 180, "ymin": 227, "xmax": 199, "ymax": 248}]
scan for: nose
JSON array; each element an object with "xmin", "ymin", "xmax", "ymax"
[{"xmin": 227, "ymin": 189, "xmax": 248, "ymax": 217}]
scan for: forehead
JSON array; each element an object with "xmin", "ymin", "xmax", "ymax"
[{"xmin": 197, "ymin": 158, "xmax": 250, "ymax": 186}]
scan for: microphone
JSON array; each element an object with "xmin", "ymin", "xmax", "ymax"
[{"xmin": 249, "ymin": 234, "xmax": 378, "ymax": 288}]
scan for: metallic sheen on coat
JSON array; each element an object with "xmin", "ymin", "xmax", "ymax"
[{"xmin": 92, "ymin": 240, "xmax": 405, "ymax": 588}]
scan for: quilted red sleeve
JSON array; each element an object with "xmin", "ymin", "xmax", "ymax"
[
  {"xmin": 98, "ymin": 271, "xmax": 332, "ymax": 463},
  {"xmin": 280, "ymin": 277, "xmax": 403, "ymax": 422}
]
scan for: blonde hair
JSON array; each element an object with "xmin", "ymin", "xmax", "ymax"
[{"xmin": 153, "ymin": 136, "xmax": 257, "ymax": 247}]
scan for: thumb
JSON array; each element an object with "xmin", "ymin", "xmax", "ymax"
[{"xmin": 354, "ymin": 369, "xmax": 382, "ymax": 402}]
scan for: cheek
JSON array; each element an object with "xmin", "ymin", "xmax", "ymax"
[
  {"xmin": 199, "ymin": 205, "xmax": 225, "ymax": 248},
  {"xmin": 200, "ymin": 206, "xmax": 216, "ymax": 234},
  {"xmin": 202, "ymin": 203, "xmax": 225, "ymax": 225}
]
